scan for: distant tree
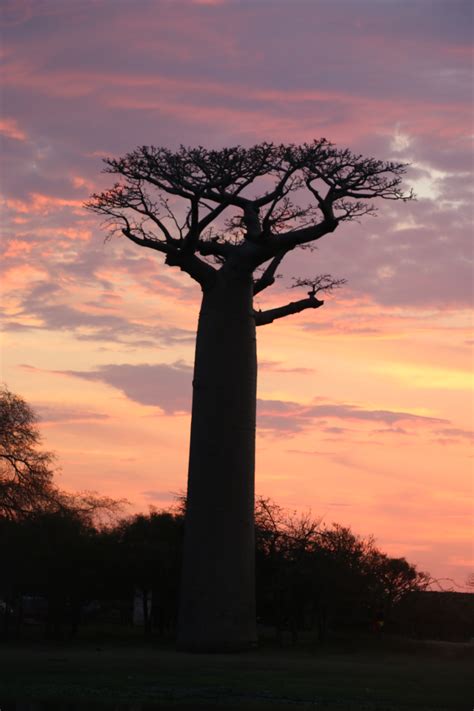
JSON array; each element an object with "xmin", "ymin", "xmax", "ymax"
[
  {"xmin": 0, "ymin": 385, "xmax": 58, "ymax": 519},
  {"xmin": 0, "ymin": 508, "xmax": 101, "ymax": 639},
  {"xmin": 254, "ymin": 500, "xmax": 429, "ymax": 642},
  {"xmin": 87, "ymin": 140, "xmax": 412, "ymax": 650},
  {"xmin": 0, "ymin": 385, "xmax": 124, "ymax": 524},
  {"xmin": 255, "ymin": 497, "xmax": 321, "ymax": 641},
  {"xmin": 112, "ymin": 510, "xmax": 182, "ymax": 637},
  {"xmin": 364, "ymin": 551, "xmax": 431, "ymax": 618},
  {"xmin": 0, "ymin": 385, "xmax": 129, "ymax": 636}
]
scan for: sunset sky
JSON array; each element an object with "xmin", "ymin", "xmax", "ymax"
[{"xmin": 1, "ymin": 0, "xmax": 472, "ymax": 588}]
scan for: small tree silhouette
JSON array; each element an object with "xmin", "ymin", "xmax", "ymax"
[
  {"xmin": 0, "ymin": 385, "xmax": 124, "ymax": 524},
  {"xmin": 87, "ymin": 139, "xmax": 412, "ymax": 651}
]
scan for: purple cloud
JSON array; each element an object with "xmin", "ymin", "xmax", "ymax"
[
  {"xmin": 34, "ymin": 403, "xmax": 110, "ymax": 424},
  {"xmin": 61, "ymin": 362, "xmax": 193, "ymax": 414},
  {"xmin": 257, "ymin": 397, "xmax": 447, "ymax": 435},
  {"xmin": 141, "ymin": 490, "xmax": 180, "ymax": 503}
]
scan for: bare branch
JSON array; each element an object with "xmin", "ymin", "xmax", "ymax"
[
  {"xmin": 253, "ymin": 252, "xmax": 285, "ymax": 295},
  {"xmin": 264, "ymin": 217, "xmax": 339, "ymax": 256},
  {"xmin": 197, "ymin": 237, "xmax": 236, "ymax": 260},
  {"xmin": 85, "ymin": 184, "xmax": 177, "ymax": 247},
  {"xmin": 290, "ymin": 275, "xmax": 347, "ymax": 296},
  {"xmin": 254, "ymin": 294, "xmax": 324, "ymax": 326},
  {"xmin": 121, "ymin": 227, "xmax": 170, "ymax": 254},
  {"xmin": 255, "ymin": 274, "xmax": 345, "ymax": 325},
  {"xmin": 164, "ymin": 250, "xmax": 217, "ymax": 289},
  {"xmin": 195, "ymin": 200, "xmax": 229, "ymax": 234},
  {"xmin": 159, "ymin": 194, "xmax": 185, "ymax": 240},
  {"xmin": 261, "ymin": 194, "xmax": 319, "ymax": 235},
  {"xmin": 332, "ymin": 198, "xmax": 377, "ymax": 222},
  {"xmin": 135, "ymin": 184, "xmax": 175, "ymax": 243},
  {"xmin": 254, "ymin": 167, "xmax": 300, "ymax": 208},
  {"xmin": 122, "ymin": 227, "xmax": 217, "ymax": 289}
]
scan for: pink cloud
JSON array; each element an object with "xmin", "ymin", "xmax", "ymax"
[
  {"xmin": 0, "ymin": 117, "xmax": 27, "ymax": 141},
  {"xmin": 4, "ymin": 56, "xmax": 468, "ymax": 147},
  {"xmin": 6, "ymin": 193, "xmax": 83, "ymax": 215}
]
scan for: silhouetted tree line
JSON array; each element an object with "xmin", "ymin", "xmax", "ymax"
[
  {"xmin": 254, "ymin": 498, "xmax": 433, "ymax": 642},
  {"xmin": 1, "ymin": 495, "xmax": 437, "ymax": 643},
  {"xmin": 0, "ymin": 506, "xmax": 182, "ymax": 640},
  {"xmin": 3, "ymin": 385, "xmax": 470, "ymax": 644}
]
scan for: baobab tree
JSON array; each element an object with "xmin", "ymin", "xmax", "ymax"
[{"xmin": 87, "ymin": 139, "xmax": 412, "ymax": 651}]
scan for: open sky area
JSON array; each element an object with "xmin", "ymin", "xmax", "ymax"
[{"xmin": 1, "ymin": 0, "xmax": 473, "ymax": 589}]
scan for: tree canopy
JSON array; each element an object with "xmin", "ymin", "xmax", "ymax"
[{"xmin": 86, "ymin": 140, "xmax": 412, "ymax": 315}]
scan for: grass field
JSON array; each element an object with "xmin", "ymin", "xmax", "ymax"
[{"xmin": 0, "ymin": 638, "xmax": 472, "ymax": 710}]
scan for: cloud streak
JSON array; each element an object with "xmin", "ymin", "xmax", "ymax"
[
  {"xmin": 23, "ymin": 362, "xmax": 449, "ymax": 434},
  {"xmin": 257, "ymin": 398, "xmax": 447, "ymax": 435}
]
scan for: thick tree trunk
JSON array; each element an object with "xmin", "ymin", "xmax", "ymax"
[{"xmin": 177, "ymin": 269, "xmax": 257, "ymax": 651}]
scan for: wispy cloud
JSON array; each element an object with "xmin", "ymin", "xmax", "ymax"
[
  {"xmin": 34, "ymin": 403, "xmax": 110, "ymax": 424},
  {"xmin": 0, "ymin": 117, "xmax": 27, "ymax": 141},
  {"xmin": 257, "ymin": 397, "xmax": 446, "ymax": 435}
]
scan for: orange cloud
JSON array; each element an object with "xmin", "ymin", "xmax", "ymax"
[
  {"xmin": 71, "ymin": 175, "xmax": 94, "ymax": 190},
  {"xmin": 3, "ymin": 58, "xmax": 469, "ymax": 144},
  {"xmin": 0, "ymin": 117, "xmax": 27, "ymax": 141},
  {"xmin": 6, "ymin": 193, "xmax": 83, "ymax": 216},
  {"xmin": 2, "ymin": 239, "xmax": 35, "ymax": 258},
  {"xmin": 2, "ymin": 263, "xmax": 48, "ymax": 289}
]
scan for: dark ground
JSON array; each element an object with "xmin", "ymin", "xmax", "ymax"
[{"xmin": 0, "ymin": 636, "xmax": 472, "ymax": 710}]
